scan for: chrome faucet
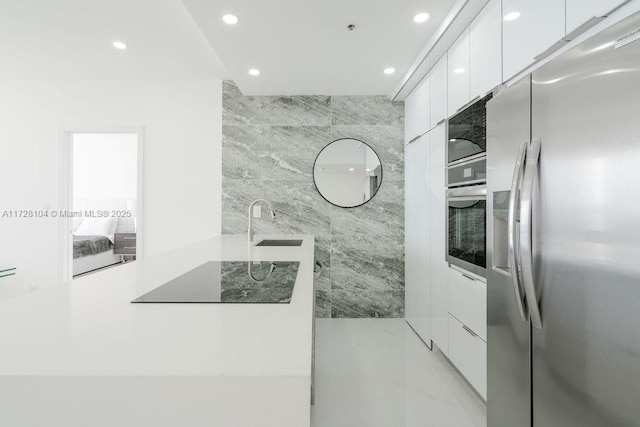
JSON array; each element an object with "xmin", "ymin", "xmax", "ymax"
[{"xmin": 248, "ymin": 199, "xmax": 276, "ymax": 243}]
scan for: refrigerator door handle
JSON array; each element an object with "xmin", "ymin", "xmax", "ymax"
[
  {"xmin": 508, "ymin": 141, "xmax": 528, "ymax": 321},
  {"xmin": 520, "ymin": 137, "xmax": 543, "ymax": 329}
]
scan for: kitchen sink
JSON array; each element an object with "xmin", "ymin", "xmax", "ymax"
[{"xmin": 255, "ymin": 239, "xmax": 303, "ymax": 247}]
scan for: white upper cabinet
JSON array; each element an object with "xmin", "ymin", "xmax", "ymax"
[
  {"xmin": 502, "ymin": 0, "xmax": 565, "ymax": 81},
  {"xmin": 430, "ymin": 54, "xmax": 448, "ymax": 128},
  {"xmin": 448, "ymin": 29, "xmax": 471, "ymax": 116},
  {"xmin": 470, "ymin": 0, "xmax": 502, "ymax": 97},
  {"xmin": 404, "ymin": 75, "xmax": 431, "ymax": 144},
  {"xmin": 566, "ymin": 0, "xmax": 626, "ymax": 34}
]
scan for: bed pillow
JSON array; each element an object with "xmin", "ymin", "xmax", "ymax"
[{"xmin": 74, "ymin": 217, "xmax": 117, "ymax": 243}]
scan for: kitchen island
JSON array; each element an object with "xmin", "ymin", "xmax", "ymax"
[{"xmin": 0, "ymin": 234, "xmax": 315, "ymax": 427}]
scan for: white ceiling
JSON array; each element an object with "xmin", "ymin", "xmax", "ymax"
[
  {"xmin": 0, "ymin": 0, "xmax": 229, "ymax": 80},
  {"xmin": 181, "ymin": 0, "xmax": 457, "ymax": 95},
  {"xmin": 0, "ymin": 0, "xmax": 459, "ymax": 95}
]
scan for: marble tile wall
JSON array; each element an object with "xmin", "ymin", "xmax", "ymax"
[{"xmin": 222, "ymin": 81, "xmax": 405, "ymax": 318}]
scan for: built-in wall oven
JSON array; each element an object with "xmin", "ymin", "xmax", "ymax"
[
  {"xmin": 446, "ymin": 185, "xmax": 487, "ymax": 277},
  {"xmin": 446, "ymin": 94, "xmax": 491, "ymax": 278}
]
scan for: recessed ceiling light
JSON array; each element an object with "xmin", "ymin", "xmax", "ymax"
[
  {"xmin": 453, "ymin": 68, "xmax": 466, "ymax": 74},
  {"xmin": 222, "ymin": 14, "xmax": 238, "ymax": 25},
  {"xmin": 504, "ymin": 12, "xmax": 520, "ymax": 21},
  {"xmin": 384, "ymin": 68, "xmax": 396, "ymax": 75},
  {"xmin": 349, "ymin": 168, "xmax": 355, "ymax": 172},
  {"xmin": 414, "ymin": 13, "xmax": 430, "ymax": 23},
  {"xmin": 112, "ymin": 41, "xmax": 127, "ymax": 50},
  {"xmin": 249, "ymin": 69, "xmax": 260, "ymax": 76}
]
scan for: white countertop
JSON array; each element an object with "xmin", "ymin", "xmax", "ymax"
[{"xmin": 0, "ymin": 234, "xmax": 315, "ymax": 378}]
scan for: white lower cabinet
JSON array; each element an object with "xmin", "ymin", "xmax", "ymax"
[
  {"xmin": 429, "ymin": 124, "xmax": 448, "ymax": 353},
  {"xmin": 448, "ymin": 267, "xmax": 487, "ymax": 341},
  {"xmin": 415, "ymin": 134, "xmax": 431, "ymax": 342},
  {"xmin": 447, "ymin": 266, "xmax": 487, "ymax": 399},
  {"xmin": 405, "ymin": 142, "xmax": 418, "ymax": 329},
  {"xmin": 448, "ymin": 314, "xmax": 487, "ymax": 399},
  {"xmin": 405, "ymin": 134, "xmax": 430, "ymax": 344}
]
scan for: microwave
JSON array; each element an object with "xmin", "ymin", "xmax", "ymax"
[{"xmin": 447, "ymin": 93, "xmax": 493, "ymax": 165}]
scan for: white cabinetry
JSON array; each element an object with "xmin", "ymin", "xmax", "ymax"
[
  {"xmin": 405, "ymin": 141, "xmax": 418, "ymax": 328},
  {"xmin": 470, "ymin": 0, "xmax": 502, "ymax": 97},
  {"xmin": 430, "ymin": 54, "xmax": 448, "ymax": 128},
  {"xmin": 448, "ymin": 314, "xmax": 487, "ymax": 399},
  {"xmin": 448, "ymin": 266, "xmax": 487, "ymax": 398},
  {"xmin": 405, "ymin": 133, "xmax": 431, "ymax": 343},
  {"xmin": 404, "ymin": 76, "xmax": 431, "ymax": 144},
  {"xmin": 566, "ymin": 0, "xmax": 626, "ymax": 34},
  {"xmin": 448, "ymin": 267, "xmax": 487, "ymax": 341},
  {"xmin": 415, "ymin": 134, "xmax": 431, "ymax": 342},
  {"xmin": 448, "ymin": 29, "xmax": 471, "ymax": 116},
  {"xmin": 429, "ymin": 124, "xmax": 448, "ymax": 353},
  {"xmin": 502, "ymin": 0, "xmax": 565, "ymax": 81}
]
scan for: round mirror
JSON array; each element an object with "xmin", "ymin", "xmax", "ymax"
[{"xmin": 313, "ymin": 138, "xmax": 383, "ymax": 208}]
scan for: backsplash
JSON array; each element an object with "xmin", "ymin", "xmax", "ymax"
[{"xmin": 221, "ymin": 81, "xmax": 404, "ymax": 318}]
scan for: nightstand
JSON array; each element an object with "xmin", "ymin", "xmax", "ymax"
[{"xmin": 114, "ymin": 233, "xmax": 136, "ymax": 262}]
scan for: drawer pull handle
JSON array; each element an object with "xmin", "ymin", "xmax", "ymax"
[
  {"xmin": 462, "ymin": 273, "xmax": 476, "ymax": 282},
  {"xmin": 123, "ymin": 246, "xmax": 136, "ymax": 250},
  {"xmin": 462, "ymin": 325, "xmax": 478, "ymax": 337},
  {"xmin": 123, "ymin": 237, "xmax": 135, "ymax": 240}
]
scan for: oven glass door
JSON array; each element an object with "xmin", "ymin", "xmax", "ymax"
[
  {"xmin": 447, "ymin": 93, "xmax": 492, "ymax": 164},
  {"xmin": 447, "ymin": 196, "xmax": 486, "ymax": 275}
]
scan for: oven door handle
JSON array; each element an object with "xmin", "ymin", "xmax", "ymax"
[
  {"xmin": 520, "ymin": 138, "xmax": 543, "ymax": 329},
  {"xmin": 447, "ymin": 185, "xmax": 487, "ymax": 199},
  {"xmin": 508, "ymin": 142, "xmax": 528, "ymax": 322}
]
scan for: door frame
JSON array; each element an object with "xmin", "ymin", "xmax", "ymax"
[{"xmin": 58, "ymin": 126, "xmax": 145, "ymax": 282}]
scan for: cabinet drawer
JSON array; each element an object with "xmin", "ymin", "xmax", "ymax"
[
  {"xmin": 448, "ymin": 267, "xmax": 486, "ymax": 340},
  {"xmin": 448, "ymin": 314, "xmax": 486, "ymax": 399},
  {"xmin": 114, "ymin": 233, "xmax": 136, "ymax": 255}
]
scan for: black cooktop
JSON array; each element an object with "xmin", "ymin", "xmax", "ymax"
[{"xmin": 131, "ymin": 261, "xmax": 299, "ymax": 304}]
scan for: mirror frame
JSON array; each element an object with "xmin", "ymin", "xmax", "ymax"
[{"xmin": 312, "ymin": 138, "xmax": 383, "ymax": 209}]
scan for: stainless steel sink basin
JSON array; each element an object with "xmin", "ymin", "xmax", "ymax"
[{"xmin": 255, "ymin": 239, "xmax": 303, "ymax": 247}]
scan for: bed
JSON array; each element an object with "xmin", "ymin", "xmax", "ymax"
[{"xmin": 72, "ymin": 216, "xmax": 124, "ymax": 277}]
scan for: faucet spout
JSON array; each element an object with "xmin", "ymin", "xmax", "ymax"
[{"xmin": 248, "ymin": 199, "xmax": 276, "ymax": 243}]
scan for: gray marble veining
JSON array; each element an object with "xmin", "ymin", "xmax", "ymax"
[
  {"xmin": 330, "ymin": 289, "xmax": 404, "ymax": 318},
  {"xmin": 330, "ymin": 181, "xmax": 404, "ymax": 238},
  {"xmin": 223, "ymin": 125, "xmax": 331, "ymax": 181},
  {"xmin": 221, "ymin": 80, "xmax": 405, "ymax": 318},
  {"xmin": 223, "ymin": 81, "xmax": 331, "ymax": 126},
  {"xmin": 315, "ymin": 290, "xmax": 331, "ymax": 318},
  {"xmin": 331, "ymin": 235, "xmax": 404, "ymax": 294},
  {"xmin": 314, "ymin": 234, "xmax": 331, "ymax": 291},
  {"xmin": 222, "ymin": 179, "xmax": 332, "ymax": 235},
  {"xmin": 331, "ymin": 96, "xmax": 404, "ymax": 126}
]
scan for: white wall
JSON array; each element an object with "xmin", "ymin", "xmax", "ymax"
[
  {"xmin": 0, "ymin": 80, "xmax": 222, "ymax": 288},
  {"xmin": 73, "ymin": 133, "xmax": 138, "ymax": 201}
]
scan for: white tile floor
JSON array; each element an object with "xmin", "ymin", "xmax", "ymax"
[{"xmin": 311, "ymin": 319, "xmax": 487, "ymax": 427}]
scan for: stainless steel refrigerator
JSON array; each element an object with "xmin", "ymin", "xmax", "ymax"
[{"xmin": 487, "ymin": 11, "xmax": 640, "ymax": 427}]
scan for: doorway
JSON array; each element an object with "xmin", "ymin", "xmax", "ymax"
[{"xmin": 59, "ymin": 129, "xmax": 144, "ymax": 281}]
